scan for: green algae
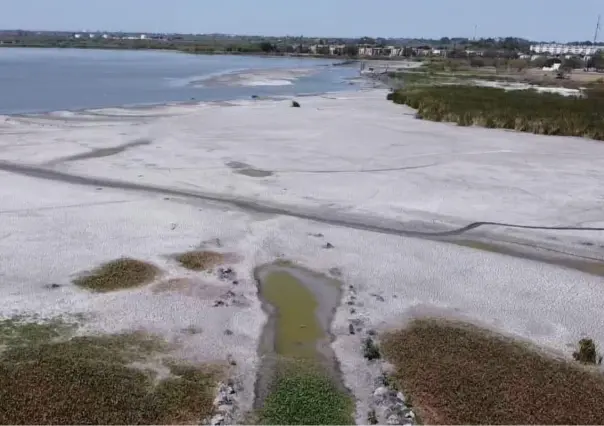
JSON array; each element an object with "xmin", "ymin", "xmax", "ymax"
[
  {"xmin": 255, "ymin": 264, "xmax": 354, "ymax": 425},
  {"xmin": 261, "ymin": 271, "xmax": 324, "ymax": 359}
]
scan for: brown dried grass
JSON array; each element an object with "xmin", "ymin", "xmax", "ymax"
[
  {"xmin": 176, "ymin": 251, "xmax": 224, "ymax": 271},
  {"xmin": 73, "ymin": 258, "xmax": 160, "ymax": 292},
  {"xmin": 382, "ymin": 318, "xmax": 604, "ymax": 424},
  {"xmin": 0, "ymin": 330, "xmax": 219, "ymax": 425}
]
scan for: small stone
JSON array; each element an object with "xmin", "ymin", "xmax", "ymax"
[
  {"xmin": 397, "ymin": 392, "xmax": 406, "ymax": 403},
  {"xmin": 324, "ymin": 242, "xmax": 334, "ymax": 249},
  {"xmin": 405, "ymin": 411, "xmax": 415, "ymax": 420},
  {"xmin": 329, "ymin": 267, "xmax": 342, "ymax": 277},
  {"xmin": 374, "ymin": 386, "xmax": 389, "ymax": 398},
  {"xmin": 350, "ymin": 308, "xmax": 356, "ymax": 314},
  {"xmin": 213, "ymin": 300, "xmax": 226, "ymax": 307},
  {"xmin": 224, "ymin": 329, "xmax": 234, "ymax": 336},
  {"xmin": 349, "ymin": 324, "xmax": 355, "ymax": 335},
  {"xmin": 368, "ymin": 329, "xmax": 377, "ymax": 336},
  {"xmin": 348, "ymin": 284, "xmax": 354, "ymax": 290},
  {"xmin": 170, "ymin": 223, "xmax": 177, "ymax": 230},
  {"xmin": 232, "ymin": 280, "xmax": 239, "ymax": 285},
  {"xmin": 371, "ymin": 293, "xmax": 385, "ymax": 302},
  {"xmin": 387, "ymin": 414, "xmax": 401, "ymax": 425},
  {"xmin": 227, "ymin": 385, "xmax": 236, "ymax": 394},
  {"xmin": 227, "ymin": 354, "xmax": 237, "ymax": 366},
  {"xmin": 96, "ymin": 187, "xmax": 103, "ymax": 191},
  {"xmin": 47, "ymin": 283, "xmax": 61, "ymax": 289},
  {"xmin": 210, "ymin": 414, "xmax": 225, "ymax": 425},
  {"xmin": 218, "ymin": 404, "xmax": 233, "ymax": 413}
]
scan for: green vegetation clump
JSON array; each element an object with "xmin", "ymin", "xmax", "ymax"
[
  {"xmin": 258, "ymin": 362, "xmax": 353, "ymax": 425},
  {"xmin": 73, "ymin": 258, "xmax": 160, "ymax": 292},
  {"xmin": 0, "ymin": 316, "xmax": 78, "ymax": 349},
  {"xmin": 573, "ymin": 338, "xmax": 603, "ymax": 365},
  {"xmin": 390, "ymin": 85, "xmax": 604, "ymax": 140},
  {"xmin": 382, "ymin": 319, "xmax": 604, "ymax": 424},
  {"xmin": 363, "ymin": 337, "xmax": 381, "ymax": 361},
  {"xmin": 0, "ymin": 318, "xmax": 219, "ymax": 424},
  {"xmin": 176, "ymin": 250, "xmax": 224, "ymax": 271}
]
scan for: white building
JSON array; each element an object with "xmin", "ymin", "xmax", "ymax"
[{"xmin": 530, "ymin": 43, "xmax": 603, "ymax": 56}]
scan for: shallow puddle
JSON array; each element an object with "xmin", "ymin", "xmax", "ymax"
[
  {"xmin": 261, "ymin": 270, "xmax": 324, "ymax": 358},
  {"xmin": 253, "ymin": 263, "xmax": 352, "ymax": 424}
]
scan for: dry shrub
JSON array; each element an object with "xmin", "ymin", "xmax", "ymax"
[
  {"xmin": 382, "ymin": 319, "xmax": 604, "ymax": 424},
  {"xmin": 73, "ymin": 258, "xmax": 160, "ymax": 292},
  {"xmin": 176, "ymin": 250, "xmax": 224, "ymax": 271}
]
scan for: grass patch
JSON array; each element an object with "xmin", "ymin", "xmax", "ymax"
[
  {"xmin": 73, "ymin": 258, "xmax": 160, "ymax": 292},
  {"xmin": 382, "ymin": 318, "xmax": 604, "ymax": 424},
  {"xmin": 257, "ymin": 361, "xmax": 353, "ymax": 425},
  {"xmin": 0, "ymin": 316, "xmax": 78, "ymax": 349},
  {"xmin": 0, "ymin": 319, "xmax": 219, "ymax": 424},
  {"xmin": 390, "ymin": 85, "xmax": 604, "ymax": 140},
  {"xmin": 176, "ymin": 250, "xmax": 224, "ymax": 271}
]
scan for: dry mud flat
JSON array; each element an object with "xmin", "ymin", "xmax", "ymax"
[{"xmin": 0, "ymin": 89, "xmax": 604, "ymax": 424}]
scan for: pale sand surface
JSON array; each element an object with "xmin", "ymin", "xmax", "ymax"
[{"xmin": 1, "ymin": 88, "xmax": 603, "ymax": 423}]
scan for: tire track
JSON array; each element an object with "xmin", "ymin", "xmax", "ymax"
[{"xmin": 1, "ymin": 160, "xmax": 604, "ymax": 239}]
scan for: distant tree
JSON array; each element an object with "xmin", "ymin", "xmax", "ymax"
[
  {"xmin": 344, "ymin": 45, "xmax": 359, "ymax": 57},
  {"xmin": 531, "ymin": 56, "xmax": 548, "ymax": 68},
  {"xmin": 470, "ymin": 57, "xmax": 486, "ymax": 67},
  {"xmin": 507, "ymin": 58, "xmax": 529, "ymax": 71},
  {"xmin": 359, "ymin": 36, "xmax": 376, "ymax": 45},
  {"xmin": 439, "ymin": 37, "xmax": 451, "ymax": 45},
  {"xmin": 561, "ymin": 57, "xmax": 585, "ymax": 70},
  {"xmin": 259, "ymin": 42, "xmax": 274, "ymax": 53},
  {"xmin": 586, "ymin": 55, "xmax": 604, "ymax": 70}
]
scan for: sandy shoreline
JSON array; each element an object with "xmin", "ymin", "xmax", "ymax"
[{"xmin": 1, "ymin": 88, "xmax": 604, "ymax": 423}]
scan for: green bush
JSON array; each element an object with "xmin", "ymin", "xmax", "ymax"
[{"xmin": 389, "ymin": 85, "xmax": 604, "ymax": 140}]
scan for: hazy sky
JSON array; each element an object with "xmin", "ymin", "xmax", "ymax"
[{"xmin": 1, "ymin": 0, "xmax": 602, "ymax": 42}]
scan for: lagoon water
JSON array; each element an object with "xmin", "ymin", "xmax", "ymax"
[{"xmin": 0, "ymin": 48, "xmax": 360, "ymax": 114}]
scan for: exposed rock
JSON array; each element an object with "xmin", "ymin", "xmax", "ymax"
[
  {"xmin": 323, "ymin": 242, "xmax": 334, "ymax": 249},
  {"xmin": 224, "ymin": 329, "xmax": 234, "ymax": 336},
  {"xmin": 291, "ymin": 100, "xmax": 301, "ymax": 107},
  {"xmin": 387, "ymin": 414, "xmax": 402, "ymax": 425},
  {"xmin": 370, "ymin": 293, "xmax": 385, "ymax": 302},
  {"xmin": 46, "ymin": 283, "xmax": 61, "ymax": 289},
  {"xmin": 349, "ymin": 323, "xmax": 355, "ymax": 335},
  {"xmin": 227, "ymin": 354, "xmax": 237, "ymax": 366},
  {"xmin": 210, "ymin": 414, "xmax": 225, "ymax": 425},
  {"xmin": 374, "ymin": 386, "xmax": 389, "ymax": 399},
  {"xmin": 218, "ymin": 267, "xmax": 236, "ymax": 281},
  {"xmin": 213, "ymin": 300, "xmax": 226, "ymax": 307},
  {"xmin": 328, "ymin": 267, "xmax": 342, "ymax": 277},
  {"xmin": 368, "ymin": 409, "xmax": 379, "ymax": 425}
]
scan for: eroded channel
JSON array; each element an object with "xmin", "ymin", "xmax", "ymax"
[{"xmin": 253, "ymin": 262, "xmax": 353, "ymax": 424}]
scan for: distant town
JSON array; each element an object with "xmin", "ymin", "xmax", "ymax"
[{"xmin": 0, "ymin": 30, "xmax": 603, "ymax": 70}]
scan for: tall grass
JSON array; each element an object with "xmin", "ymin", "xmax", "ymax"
[{"xmin": 390, "ymin": 85, "xmax": 604, "ymax": 140}]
